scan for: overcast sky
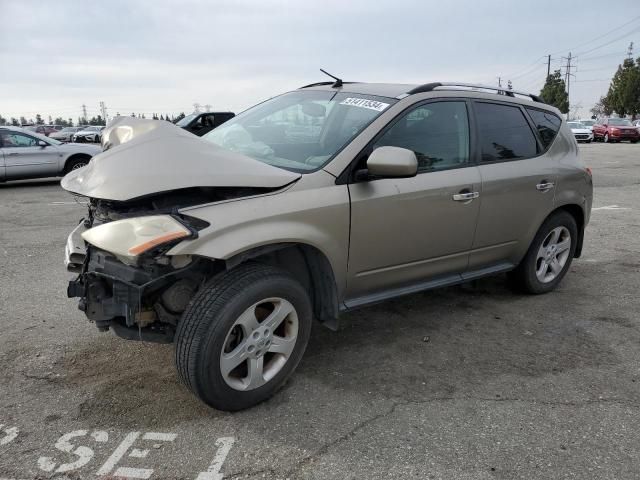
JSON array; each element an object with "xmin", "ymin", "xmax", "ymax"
[{"xmin": 1, "ymin": 0, "xmax": 639, "ymax": 122}]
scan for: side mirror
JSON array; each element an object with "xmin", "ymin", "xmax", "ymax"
[
  {"xmin": 364, "ymin": 146, "xmax": 418, "ymax": 179},
  {"xmin": 37, "ymin": 140, "xmax": 48, "ymax": 147}
]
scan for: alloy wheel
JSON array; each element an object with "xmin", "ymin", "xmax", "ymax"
[
  {"xmin": 535, "ymin": 226, "xmax": 571, "ymax": 283},
  {"xmin": 220, "ymin": 297, "xmax": 298, "ymax": 391}
]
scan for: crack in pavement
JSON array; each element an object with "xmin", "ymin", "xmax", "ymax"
[{"xmin": 278, "ymin": 394, "xmax": 640, "ymax": 478}]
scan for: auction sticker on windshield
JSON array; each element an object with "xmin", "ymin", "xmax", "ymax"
[{"xmin": 340, "ymin": 98, "xmax": 390, "ymax": 111}]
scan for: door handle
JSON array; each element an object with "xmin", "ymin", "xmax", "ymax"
[
  {"xmin": 536, "ymin": 181, "xmax": 555, "ymax": 191},
  {"xmin": 452, "ymin": 191, "xmax": 479, "ymax": 202}
]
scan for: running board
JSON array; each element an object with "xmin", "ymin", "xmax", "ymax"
[{"xmin": 342, "ymin": 262, "xmax": 514, "ymax": 311}]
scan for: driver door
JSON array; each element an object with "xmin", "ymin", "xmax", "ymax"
[{"xmin": 345, "ymin": 100, "xmax": 481, "ymax": 305}]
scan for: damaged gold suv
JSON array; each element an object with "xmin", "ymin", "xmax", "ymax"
[{"xmin": 63, "ymin": 80, "xmax": 593, "ymax": 410}]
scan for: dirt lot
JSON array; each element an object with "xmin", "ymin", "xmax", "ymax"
[{"xmin": 0, "ymin": 142, "xmax": 639, "ymax": 479}]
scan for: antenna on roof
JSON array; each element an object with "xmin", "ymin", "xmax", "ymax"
[{"xmin": 320, "ymin": 69, "xmax": 343, "ymax": 88}]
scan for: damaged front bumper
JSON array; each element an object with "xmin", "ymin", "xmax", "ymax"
[{"xmin": 66, "ymin": 226, "xmax": 211, "ymax": 343}]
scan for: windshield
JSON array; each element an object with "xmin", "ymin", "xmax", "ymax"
[
  {"xmin": 568, "ymin": 122, "xmax": 584, "ymax": 129},
  {"xmin": 609, "ymin": 118, "xmax": 632, "ymax": 126},
  {"xmin": 176, "ymin": 114, "xmax": 197, "ymax": 127},
  {"xmin": 202, "ymin": 91, "xmax": 396, "ymax": 172},
  {"xmin": 580, "ymin": 120, "xmax": 595, "ymax": 127}
]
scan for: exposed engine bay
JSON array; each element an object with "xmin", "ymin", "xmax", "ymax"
[{"xmin": 66, "ymin": 186, "xmax": 272, "ymax": 343}]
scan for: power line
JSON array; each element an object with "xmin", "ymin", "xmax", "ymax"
[
  {"xmin": 549, "ymin": 15, "xmax": 640, "ymax": 56},
  {"xmin": 575, "ymin": 25, "xmax": 640, "ymax": 58}
]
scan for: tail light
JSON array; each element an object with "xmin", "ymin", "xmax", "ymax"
[{"xmin": 610, "ymin": 128, "xmax": 619, "ymax": 134}]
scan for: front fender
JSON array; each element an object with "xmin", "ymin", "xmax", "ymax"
[{"xmin": 167, "ymin": 183, "xmax": 350, "ymax": 297}]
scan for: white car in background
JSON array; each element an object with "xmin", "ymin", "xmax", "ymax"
[
  {"xmin": 72, "ymin": 126, "xmax": 105, "ymax": 143},
  {"xmin": 633, "ymin": 119, "xmax": 640, "ymax": 134},
  {"xmin": 567, "ymin": 121, "xmax": 593, "ymax": 143},
  {"xmin": 578, "ymin": 119, "xmax": 596, "ymax": 132}
]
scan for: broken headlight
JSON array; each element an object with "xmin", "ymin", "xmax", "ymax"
[{"xmin": 81, "ymin": 215, "xmax": 193, "ymax": 263}]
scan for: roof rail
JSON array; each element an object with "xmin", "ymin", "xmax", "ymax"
[{"xmin": 407, "ymin": 82, "xmax": 545, "ymax": 104}]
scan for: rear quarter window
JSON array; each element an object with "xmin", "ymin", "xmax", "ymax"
[
  {"xmin": 525, "ymin": 108, "xmax": 562, "ymax": 150},
  {"xmin": 474, "ymin": 102, "xmax": 538, "ymax": 162}
]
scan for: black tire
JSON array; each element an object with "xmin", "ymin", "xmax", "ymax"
[
  {"xmin": 508, "ymin": 211, "xmax": 578, "ymax": 294},
  {"xmin": 64, "ymin": 156, "xmax": 89, "ymax": 174},
  {"xmin": 175, "ymin": 263, "xmax": 313, "ymax": 411}
]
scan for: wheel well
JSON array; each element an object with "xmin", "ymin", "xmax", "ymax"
[
  {"xmin": 225, "ymin": 243, "xmax": 340, "ymax": 329},
  {"xmin": 552, "ymin": 204, "xmax": 585, "ymax": 258},
  {"xmin": 63, "ymin": 154, "xmax": 92, "ymax": 174}
]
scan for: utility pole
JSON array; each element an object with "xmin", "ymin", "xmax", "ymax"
[
  {"xmin": 562, "ymin": 52, "xmax": 575, "ymax": 117},
  {"xmin": 99, "ymin": 101, "xmax": 108, "ymax": 124},
  {"xmin": 81, "ymin": 104, "xmax": 88, "ymax": 123},
  {"xmin": 546, "ymin": 54, "xmax": 551, "ymax": 79},
  {"xmin": 497, "ymin": 77, "xmax": 502, "ymax": 88},
  {"xmin": 628, "ymin": 42, "xmax": 634, "ymax": 60}
]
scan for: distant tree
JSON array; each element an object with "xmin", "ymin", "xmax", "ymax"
[
  {"xmin": 48, "ymin": 115, "xmax": 53, "ymax": 124},
  {"xmin": 539, "ymin": 70, "xmax": 569, "ymax": 114},
  {"xmin": 35, "ymin": 114, "xmax": 44, "ymax": 125},
  {"xmin": 131, "ymin": 112, "xmax": 136, "ymax": 117},
  {"xmin": 19, "ymin": 116, "xmax": 27, "ymax": 125},
  {"xmin": 174, "ymin": 112, "xmax": 186, "ymax": 123},
  {"xmin": 10, "ymin": 117, "xmax": 19, "ymax": 126},
  {"xmin": 53, "ymin": 117, "xmax": 68, "ymax": 127},
  {"xmin": 166, "ymin": 113, "xmax": 171, "ymax": 121},
  {"xmin": 152, "ymin": 113, "xmax": 158, "ymax": 120},
  {"xmin": 0, "ymin": 114, "xmax": 6, "ymax": 126},
  {"xmin": 141, "ymin": 113, "xmax": 146, "ymax": 119},
  {"xmin": 604, "ymin": 57, "xmax": 640, "ymax": 118},
  {"xmin": 68, "ymin": 118, "xmax": 74, "ymax": 127}
]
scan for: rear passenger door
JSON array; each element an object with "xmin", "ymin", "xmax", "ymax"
[{"xmin": 468, "ymin": 102, "xmax": 561, "ymax": 270}]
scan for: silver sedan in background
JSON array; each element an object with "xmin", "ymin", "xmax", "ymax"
[
  {"xmin": 49, "ymin": 126, "xmax": 85, "ymax": 142},
  {"xmin": 0, "ymin": 126, "xmax": 101, "ymax": 182}
]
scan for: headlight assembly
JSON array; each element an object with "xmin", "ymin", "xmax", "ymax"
[{"xmin": 82, "ymin": 215, "xmax": 192, "ymax": 262}]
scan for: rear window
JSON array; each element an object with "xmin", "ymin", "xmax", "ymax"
[
  {"xmin": 526, "ymin": 108, "xmax": 562, "ymax": 150},
  {"xmin": 474, "ymin": 102, "xmax": 538, "ymax": 162}
]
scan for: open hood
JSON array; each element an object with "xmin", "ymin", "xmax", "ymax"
[{"xmin": 61, "ymin": 118, "xmax": 301, "ymax": 201}]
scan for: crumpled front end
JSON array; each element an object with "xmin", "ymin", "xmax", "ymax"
[{"xmin": 64, "ymin": 196, "xmax": 220, "ymax": 343}]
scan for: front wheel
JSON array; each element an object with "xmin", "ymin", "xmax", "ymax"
[
  {"xmin": 508, "ymin": 211, "xmax": 578, "ymax": 294},
  {"xmin": 175, "ymin": 263, "xmax": 313, "ymax": 411},
  {"xmin": 604, "ymin": 133, "xmax": 610, "ymax": 143}
]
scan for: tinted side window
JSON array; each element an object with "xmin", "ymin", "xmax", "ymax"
[
  {"xmin": 526, "ymin": 108, "xmax": 561, "ymax": 149},
  {"xmin": 373, "ymin": 101, "xmax": 470, "ymax": 172},
  {"xmin": 475, "ymin": 103, "xmax": 537, "ymax": 162}
]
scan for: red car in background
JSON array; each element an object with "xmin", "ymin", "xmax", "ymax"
[
  {"xmin": 22, "ymin": 125, "xmax": 62, "ymax": 137},
  {"xmin": 592, "ymin": 118, "xmax": 639, "ymax": 143}
]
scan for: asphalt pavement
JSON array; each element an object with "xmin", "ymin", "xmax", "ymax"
[{"xmin": 0, "ymin": 142, "xmax": 639, "ymax": 479}]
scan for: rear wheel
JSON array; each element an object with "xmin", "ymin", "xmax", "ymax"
[
  {"xmin": 508, "ymin": 211, "xmax": 578, "ymax": 294},
  {"xmin": 175, "ymin": 263, "xmax": 313, "ymax": 411}
]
